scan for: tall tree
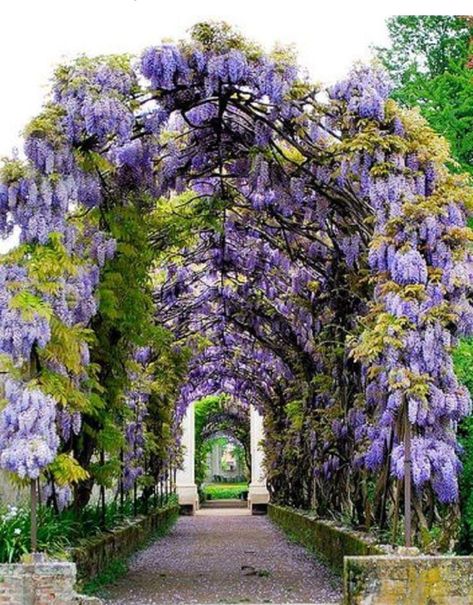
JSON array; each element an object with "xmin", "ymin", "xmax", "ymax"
[{"xmin": 376, "ymin": 16, "xmax": 473, "ymax": 176}]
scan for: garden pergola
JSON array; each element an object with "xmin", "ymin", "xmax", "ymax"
[{"xmin": 0, "ymin": 22, "xmax": 471, "ymax": 552}]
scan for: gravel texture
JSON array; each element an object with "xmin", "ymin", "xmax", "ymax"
[{"xmin": 104, "ymin": 511, "xmax": 342, "ymax": 604}]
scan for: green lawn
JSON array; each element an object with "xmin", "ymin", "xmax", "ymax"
[{"xmin": 203, "ymin": 483, "xmax": 248, "ymax": 500}]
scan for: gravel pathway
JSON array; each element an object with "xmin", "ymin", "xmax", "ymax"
[{"xmin": 104, "ymin": 511, "xmax": 342, "ymax": 604}]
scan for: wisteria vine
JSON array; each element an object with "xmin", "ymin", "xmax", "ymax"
[{"xmin": 0, "ymin": 22, "xmax": 471, "ymax": 545}]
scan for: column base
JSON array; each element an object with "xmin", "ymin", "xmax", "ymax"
[
  {"xmin": 248, "ymin": 484, "xmax": 269, "ymax": 514},
  {"xmin": 176, "ymin": 484, "xmax": 199, "ymax": 515}
]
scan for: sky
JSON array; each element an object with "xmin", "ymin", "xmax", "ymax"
[
  {"xmin": 1, "ymin": 0, "xmax": 471, "ymax": 158},
  {"xmin": 0, "ymin": 0, "xmax": 471, "ymax": 252}
]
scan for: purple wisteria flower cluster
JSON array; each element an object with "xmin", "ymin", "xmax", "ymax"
[
  {"xmin": 333, "ymin": 65, "xmax": 473, "ymax": 504},
  {"xmin": 0, "ymin": 60, "xmax": 123, "ymax": 482},
  {"xmin": 0, "ymin": 379, "xmax": 59, "ymax": 479},
  {"xmin": 122, "ymin": 347, "xmax": 152, "ymax": 491}
]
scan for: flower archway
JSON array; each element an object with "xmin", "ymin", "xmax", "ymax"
[{"xmin": 1, "ymin": 22, "xmax": 472, "ymax": 548}]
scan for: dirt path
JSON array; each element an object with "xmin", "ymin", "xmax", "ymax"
[{"xmin": 103, "ymin": 510, "xmax": 342, "ymax": 604}]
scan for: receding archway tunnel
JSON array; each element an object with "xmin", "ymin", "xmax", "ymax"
[{"xmin": 0, "ymin": 20, "xmax": 471, "ymax": 605}]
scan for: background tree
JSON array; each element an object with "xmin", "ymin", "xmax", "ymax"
[{"xmin": 376, "ymin": 16, "xmax": 473, "ymax": 176}]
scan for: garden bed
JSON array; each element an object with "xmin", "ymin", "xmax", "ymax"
[
  {"xmin": 268, "ymin": 503, "xmax": 384, "ymax": 573},
  {"xmin": 0, "ymin": 496, "xmax": 177, "ymax": 565},
  {"xmin": 70, "ymin": 501, "xmax": 179, "ymax": 582}
]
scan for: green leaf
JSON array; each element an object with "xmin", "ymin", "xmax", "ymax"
[
  {"xmin": 48, "ymin": 454, "xmax": 89, "ymax": 486},
  {"xmin": 9, "ymin": 291, "xmax": 52, "ymax": 321}
]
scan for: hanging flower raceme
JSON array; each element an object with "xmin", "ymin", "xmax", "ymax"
[
  {"xmin": 0, "ymin": 264, "xmax": 51, "ymax": 361},
  {"xmin": 0, "ymin": 379, "xmax": 59, "ymax": 479},
  {"xmin": 41, "ymin": 480, "xmax": 73, "ymax": 512},
  {"xmin": 122, "ymin": 347, "xmax": 152, "ymax": 491}
]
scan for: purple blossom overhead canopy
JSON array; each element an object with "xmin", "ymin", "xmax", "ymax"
[{"xmin": 0, "ymin": 22, "xmax": 472, "ymax": 516}]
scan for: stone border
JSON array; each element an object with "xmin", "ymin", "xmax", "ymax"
[
  {"xmin": 344, "ymin": 555, "xmax": 473, "ymax": 604},
  {"xmin": 69, "ymin": 502, "xmax": 179, "ymax": 581},
  {"xmin": 268, "ymin": 503, "xmax": 384, "ymax": 572},
  {"xmin": 0, "ymin": 558, "xmax": 101, "ymax": 605},
  {"xmin": 269, "ymin": 504, "xmax": 473, "ymax": 604}
]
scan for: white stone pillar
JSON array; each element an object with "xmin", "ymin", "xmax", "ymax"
[
  {"xmin": 176, "ymin": 401, "xmax": 199, "ymax": 513},
  {"xmin": 248, "ymin": 404, "xmax": 270, "ymax": 512},
  {"xmin": 212, "ymin": 442, "xmax": 220, "ymax": 478}
]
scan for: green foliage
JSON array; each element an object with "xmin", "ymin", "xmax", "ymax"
[
  {"xmin": 203, "ymin": 483, "xmax": 247, "ymax": 500},
  {"xmin": 0, "ymin": 496, "xmax": 176, "ymax": 564},
  {"xmin": 453, "ymin": 338, "xmax": 473, "ymax": 394},
  {"xmin": 453, "ymin": 339, "xmax": 473, "ymax": 552},
  {"xmin": 9, "ymin": 291, "xmax": 52, "ymax": 321},
  {"xmin": 232, "ymin": 443, "xmax": 247, "ymax": 472},
  {"xmin": 152, "ymin": 192, "xmax": 222, "ymax": 258},
  {"xmin": 0, "ymin": 503, "xmax": 77, "ymax": 563},
  {"xmin": 285, "ymin": 399, "xmax": 304, "ymax": 431},
  {"xmin": 377, "ymin": 16, "xmax": 471, "ymax": 84},
  {"xmin": 194, "ymin": 394, "xmax": 251, "ymax": 488},
  {"xmin": 194, "ymin": 395, "xmax": 226, "ymax": 485},
  {"xmin": 74, "ymin": 200, "xmax": 192, "ymax": 495},
  {"xmin": 38, "ymin": 368, "xmax": 95, "ymax": 413},
  {"xmin": 0, "ymin": 158, "xmax": 27, "ymax": 183},
  {"xmin": 74, "ymin": 149, "xmax": 115, "ymax": 175},
  {"xmin": 48, "ymin": 453, "xmax": 90, "ymax": 486},
  {"xmin": 43, "ymin": 318, "xmax": 94, "ymax": 376},
  {"xmin": 189, "ymin": 21, "xmax": 262, "ymax": 58},
  {"xmin": 10, "ymin": 232, "xmax": 79, "ymax": 290},
  {"xmin": 81, "ymin": 559, "xmax": 128, "ymax": 597},
  {"xmin": 376, "ymin": 16, "xmax": 473, "ymax": 175},
  {"xmin": 458, "ymin": 416, "xmax": 473, "ymax": 553},
  {"xmin": 23, "ymin": 103, "xmax": 67, "ymax": 143}
]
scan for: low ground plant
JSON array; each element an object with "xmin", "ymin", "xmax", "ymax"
[
  {"xmin": 0, "ymin": 494, "xmax": 177, "ymax": 563},
  {"xmin": 203, "ymin": 483, "xmax": 248, "ymax": 500}
]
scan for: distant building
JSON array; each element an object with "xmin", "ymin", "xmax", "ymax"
[{"xmin": 205, "ymin": 441, "xmax": 245, "ymax": 482}]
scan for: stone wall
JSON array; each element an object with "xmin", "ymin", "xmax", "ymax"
[
  {"xmin": 344, "ymin": 555, "xmax": 473, "ymax": 605},
  {"xmin": 0, "ymin": 504, "xmax": 178, "ymax": 603},
  {"xmin": 269, "ymin": 504, "xmax": 473, "ymax": 605},
  {"xmin": 268, "ymin": 503, "xmax": 384, "ymax": 572},
  {"xmin": 0, "ymin": 557, "xmax": 101, "ymax": 605},
  {"xmin": 70, "ymin": 502, "xmax": 179, "ymax": 581}
]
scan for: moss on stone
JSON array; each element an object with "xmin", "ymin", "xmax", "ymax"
[
  {"xmin": 268, "ymin": 504, "xmax": 382, "ymax": 574},
  {"xmin": 70, "ymin": 503, "xmax": 179, "ymax": 584},
  {"xmin": 344, "ymin": 556, "xmax": 473, "ymax": 604}
]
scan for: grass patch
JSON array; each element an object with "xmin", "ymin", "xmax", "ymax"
[
  {"xmin": 81, "ymin": 558, "xmax": 128, "ymax": 596},
  {"xmin": 203, "ymin": 482, "xmax": 248, "ymax": 500}
]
